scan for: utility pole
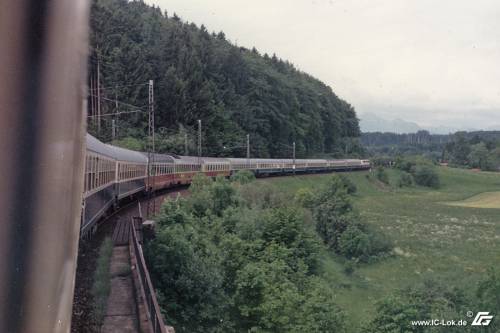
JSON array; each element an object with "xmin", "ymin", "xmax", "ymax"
[
  {"xmin": 197, "ymin": 119, "xmax": 201, "ymax": 164},
  {"xmin": 146, "ymin": 79, "xmax": 155, "ymax": 218},
  {"xmin": 90, "ymin": 70, "xmax": 95, "ymax": 119},
  {"xmin": 246, "ymin": 134, "xmax": 250, "ymax": 160},
  {"xmin": 113, "ymin": 86, "xmax": 118, "ymax": 141},
  {"xmin": 149, "ymin": 80, "xmax": 155, "ymax": 155},
  {"xmin": 292, "ymin": 141, "xmax": 296, "ymax": 176},
  {"xmin": 96, "ymin": 49, "xmax": 101, "ymax": 135},
  {"xmin": 184, "ymin": 133, "xmax": 188, "ymax": 155}
]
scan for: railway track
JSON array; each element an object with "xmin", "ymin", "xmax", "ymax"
[{"xmin": 71, "ymin": 188, "xmax": 187, "ymax": 333}]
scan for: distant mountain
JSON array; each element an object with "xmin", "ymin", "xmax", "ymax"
[
  {"xmin": 359, "ymin": 113, "xmax": 421, "ymax": 133},
  {"xmin": 359, "ymin": 113, "xmax": 476, "ymax": 134}
]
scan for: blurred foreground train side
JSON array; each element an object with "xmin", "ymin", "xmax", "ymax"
[{"xmin": 82, "ymin": 134, "xmax": 371, "ymax": 238}]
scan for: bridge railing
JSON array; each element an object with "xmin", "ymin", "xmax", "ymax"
[{"xmin": 129, "ymin": 213, "xmax": 168, "ymax": 333}]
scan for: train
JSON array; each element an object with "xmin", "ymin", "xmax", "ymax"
[{"xmin": 82, "ymin": 134, "xmax": 371, "ymax": 237}]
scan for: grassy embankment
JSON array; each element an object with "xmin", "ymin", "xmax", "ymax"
[
  {"xmin": 91, "ymin": 237, "xmax": 113, "ymax": 325},
  {"xmin": 261, "ymin": 167, "xmax": 500, "ymax": 331}
]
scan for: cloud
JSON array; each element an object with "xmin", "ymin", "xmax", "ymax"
[{"xmin": 146, "ymin": 0, "xmax": 500, "ymax": 129}]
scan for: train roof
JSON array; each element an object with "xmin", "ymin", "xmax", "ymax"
[
  {"xmin": 200, "ymin": 157, "xmax": 230, "ymax": 164},
  {"xmin": 229, "ymin": 158, "xmax": 329, "ymax": 163},
  {"xmin": 105, "ymin": 144, "xmax": 148, "ymax": 163},
  {"xmin": 142, "ymin": 152, "xmax": 175, "ymax": 163},
  {"xmin": 85, "ymin": 134, "xmax": 117, "ymax": 158},
  {"xmin": 173, "ymin": 155, "xmax": 200, "ymax": 164},
  {"xmin": 173, "ymin": 156, "xmax": 230, "ymax": 164}
]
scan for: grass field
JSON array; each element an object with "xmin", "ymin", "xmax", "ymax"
[
  {"xmin": 260, "ymin": 167, "xmax": 500, "ymax": 331},
  {"xmin": 444, "ymin": 191, "xmax": 500, "ymax": 209}
]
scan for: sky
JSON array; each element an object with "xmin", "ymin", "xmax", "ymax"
[{"xmin": 146, "ymin": 0, "xmax": 500, "ymax": 130}]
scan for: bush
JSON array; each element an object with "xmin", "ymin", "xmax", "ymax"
[
  {"xmin": 367, "ymin": 280, "xmax": 471, "ymax": 333},
  {"xmin": 189, "ymin": 173, "xmax": 213, "ymax": 193},
  {"xmin": 230, "ymin": 170, "xmax": 256, "ymax": 184},
  {"xmin": 343, "ymin": 261, "xmax": 355, "ymax": 276},
  {"xmin": 413, "ymin": 165, "xmax": 440, "ymax": 188},
  {"xmin": 338, "ymin": 224, "xmax": 371, "ymax": 259},
  {"xmin": 148, "ymin": 178, "xmax": 345, "ymax": 332},
  {"xmin": 339, "ymin": 174, "xmax": 357, "ymax": 194},
  {"xmin": 312, "ymin": 176, "xmax": 392, "ymax": 260},
  {"xmin": 239, "ymin": 182, "xmax": 289, "ymax": 209},
  {"xmin": 397, "ymin": 172, "xmax": 413, "ymax": 187},
  {"xmin": 338, "ymin": 224, "xmax": 391, "ymax": 261},
  {"xmin": 294, "ymin": 188, "xmax": 316, "ymax": 208},
  {"xmin": 146, "ymin": 225, "xmax": 230, "ymax": 332},
  {"xmin": 375, "ymin": 167, "xmax": 389, "ymax": 184},
  {"xmin": 394, "ymin": 156, "xmax": 416, "ymax": 173}
]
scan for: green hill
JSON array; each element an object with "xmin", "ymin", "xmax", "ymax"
[{"xmin": 88, "ymin": 0, "xmax": 362, "ymax": 157}]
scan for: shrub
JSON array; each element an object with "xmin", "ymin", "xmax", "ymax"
[
  {"xmin": 413, "ymin": 165, "xmax": 440, "ymax": 188},
  {"xmin": 209, "ymin": 176, "xmax": 239, "ymax": 216},
  {"xmin": 312, "ymin": 175, "xmax": 392, "ymax": 260},
  {"xmin": 230, "ymin": 170, "xmax": 256, "ymax": 184},
  {"xmin": 294, "ymin": 188, "xmax": 316, "ymax": 208},
  {"xmin": 315, "ymin": 207, "xmax": 355, "ymax": 250},
  {"xmin": 189, "ymin": 173, "xmax": 213, "ymax": 193},
  {"xmin": 339, "ymin": 174, "xmax": 357, "ymax": 194},
  {"xmin": 343, "ymin": 261, "xmax": 355, "ymax": 276},
  {"xmin": 239, "ymin": 182, "xmax": 289, "ymax": 209},
  {"xmin": 397, "ymin": 172, "xmax": 414, "ymax": 187},
  {"xmin": 375, "ymin": 166, "xmax": 389, "ymax": 184},
  {"xmin": 394, "ymin": 157, "xmax": 416, "ymax": 173},
  {"xmin": 367, "ymin": 280, "xmax": 471, "ymax": 333},
  {"xmin": 338, "ymin": 224, "xmax": 371, "ymax": 259}
]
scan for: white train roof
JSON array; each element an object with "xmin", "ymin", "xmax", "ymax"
[
  {"xmin": 86, "ymin": 134, "xmax": 117, "ymax": 158},
  {"xmin": 105, "ymin": 144, "xmax": 148, "ymax": 163},
  {"xmin": 142, "ymin": 152, "xmax": 175, "ymax": 163},
  {"xmin": 174, "ymin": 156, "xmax": 230, "ymax": 164}
]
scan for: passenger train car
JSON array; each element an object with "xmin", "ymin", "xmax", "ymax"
[{"xmin": 81, "ymin": 134, "xmax": 371, "ymax": 237}]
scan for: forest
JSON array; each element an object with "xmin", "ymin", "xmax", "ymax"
[
  {"xmin": 363, "ymin": 130, "xmax": 500, "ymax": 171},
  {"xmin": 87, "ymin": 0, "xmax": 362, "ymax": 158}
]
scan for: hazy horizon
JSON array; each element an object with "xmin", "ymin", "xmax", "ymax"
[{"xmin": 146, "ymin": 0, "xmax": 500, "ymax": 130}]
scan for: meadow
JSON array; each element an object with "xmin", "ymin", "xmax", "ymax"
[{"xmin": 261, "ymin": 167, "xmax": 500, "ymax": 330}]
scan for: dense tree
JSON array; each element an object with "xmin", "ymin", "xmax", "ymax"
[
  {"xmin": 146, "ymin": 174, "xmax": 347, "ymax": 332},
  {"xmin": 362, "ymin": 131, "xmax": 500, "ymax": 169},
  {"xmin": 413, "ymin": 165, "xmax": 440, "ymax": 188},
  {"xmin": 312, "ymin": 175, "xmax": 391, "ymax": 260},
  {"xmin": 88, "ymin": 0, "xmax": 361, "ymax": 157},
  {"xmin": 468, "ymin": 142, "xmax": 494, "ymax": 170}
]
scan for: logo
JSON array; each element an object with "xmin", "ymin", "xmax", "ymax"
[{"xmin": 471, "ymin": 312, "xmax": 494, "ymax": 326}]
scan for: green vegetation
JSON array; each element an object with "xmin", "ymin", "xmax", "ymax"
[
  {"xmin": 88, "ymin": 0, "xmax": 363, "ymax": 157},
  {"xmin": 362, "ymin": 130, "xmax": 500, "ymax": 164},
  {"xmin": 91, "ymin": 237, "xmax": 113, "ymax": 325},
  {"xmin": 263, "ymin": 167, "xmax": 500, "ymax": 331},
  {"xmin": 361, "ymin": 131, "xmax": 449, "ymax": 161},
  {"xmin": 444, "ymin": 191, "xmax": 500, "ymax": 209},
  {"xmin": 366, "ymin": 272, "xmax": 500, "ymax": 333},
  {"xmin": 146, "ymin": 171, "xmax": 395, "ymax": 332},
  {"xmin": 445, "ymin": 134, "xmax": 500, "ymax": 171},
  {"xmin": 363, "ymin": 131, "xmax": 500, "ymax": 172},
  {"xmin": 229, "ymin": 169, "xmax": 256, "ymax": 184},
  {"xmin": 310, "ymin": 175, "xmax": 392, "ymax": 261},
  {"xmin": 397, "ymin": 171, "xmax": 414, "ymax": 187},
  {"xmin": 394, "ymin": 156, "xmax": 440, "ymax": 188},
  {"xmin": 375, "ymin": 167, "xmax": 390, "ymax": 184}
]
